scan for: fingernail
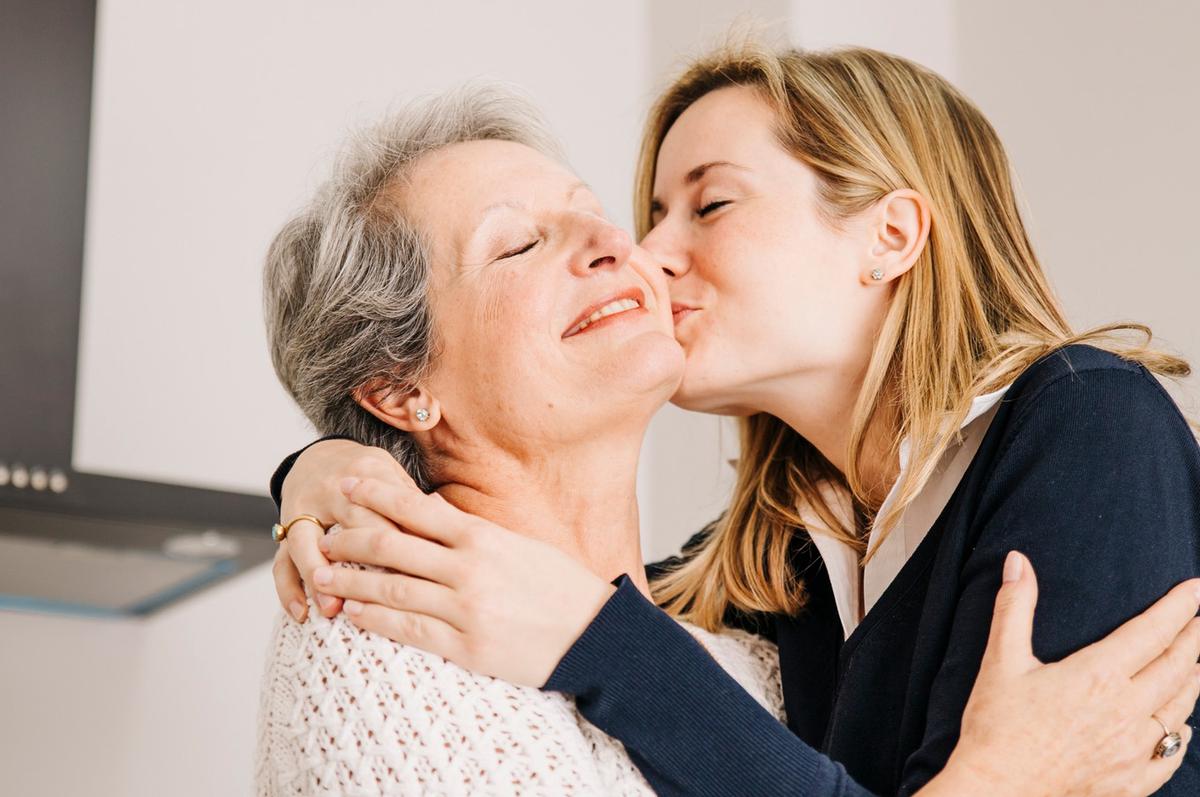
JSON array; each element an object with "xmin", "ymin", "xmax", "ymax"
[
  {"xmin": 316, "ymin": 593, "xmax": 335, "ymax": 611},
  {"xmin": 317, "ymin": 535, "xmax": 331, "ymax": 553},
  {"xmin": 344, "ymin": 599, "xmax": 363, "ymax": 616},
  {"xmin": 288, "ymin": 600, "xmax": 306, "ymax": 622},
  {"xmin": 339, "ymin": 477, "xmax": 360, "ymax": 495},
  {"xmin": 1002, "ymin": 551, "xmax": 1023, "ymax": 583},
  {"xmin": 312, "ymin": 566, "xmax": 332, "ymax": 586}
]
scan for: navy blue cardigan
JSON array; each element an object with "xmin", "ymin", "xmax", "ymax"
[{"xmin": 272, "ymin": 346, "xmax": 1200, "ymax": 796}]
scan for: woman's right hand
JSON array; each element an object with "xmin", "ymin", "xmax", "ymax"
[
  {"xmin": 272, "ymin": 440, "xmax": 402, "ymax": 622},
  {"xmin": 928, "ymin": 552, "xmax": 1200, "ymax": 797}
]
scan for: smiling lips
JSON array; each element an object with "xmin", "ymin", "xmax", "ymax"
[{"xmin": 563, "ymin": 289, "xmax": 647, "ymax": 338}]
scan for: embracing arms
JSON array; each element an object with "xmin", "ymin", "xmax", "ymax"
[{"xmin": 267, "ymin": 437, "xmax": 1200, "ymax": 797}]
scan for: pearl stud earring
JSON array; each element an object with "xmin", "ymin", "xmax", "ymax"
[
  {"xmin": 415, "ymin": 408, "xmax": 430, "ymax": 422},
  {"xmin": 870, "ymin": 268, "xmax": 885, "ymax": 281}
]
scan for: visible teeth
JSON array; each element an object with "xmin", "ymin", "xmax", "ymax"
[{"xmin": 567, "ymin": 297, "xmax": 640, "ymax": 336}]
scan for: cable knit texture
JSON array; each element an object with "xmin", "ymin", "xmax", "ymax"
[{"xmin": 254, "ymin": 568, "xmax": 784, "ymax": 796}]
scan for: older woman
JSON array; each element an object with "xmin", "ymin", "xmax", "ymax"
[
  {"xmin": 255, "ymin": 86, "xmax": 773, "ymax": 795},
  {"xmin": 255, "ymin": 86, "xmax": 1200, "ymax": 796}
]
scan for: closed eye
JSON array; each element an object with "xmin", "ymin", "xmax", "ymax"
[
  {"xmin": 697, "ymin": 200, "xmax": 732, "ymax": 218},
  {"xmin": 498, "ymin": 239, "xmax": 538, "ymax": 260}
]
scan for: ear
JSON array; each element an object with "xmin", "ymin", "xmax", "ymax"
[
  {"xmin": 353, "ymin": 380, "xmax": 442, "ymax": 432},
  {"xmin": 860, "ymin": 189, "xmax": 931, "ymax": 286}
]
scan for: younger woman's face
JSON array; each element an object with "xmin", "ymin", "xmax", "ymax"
[{"xmin": 641, "ymin": 86, "xmax": 890, "ymax": 415}]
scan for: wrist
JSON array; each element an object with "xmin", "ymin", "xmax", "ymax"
[{"xmin": 927, "ymin": 749, "xmax": 1031, "ymax": 797}]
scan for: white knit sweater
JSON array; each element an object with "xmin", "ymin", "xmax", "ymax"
[{"xmin": 254, "ymin": 584, "xmax": 784, "ymax": 796}]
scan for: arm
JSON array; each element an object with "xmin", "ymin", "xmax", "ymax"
[
  {"xmin": 264, "ymin": 424, "xmax": 1200, "ymax": 796},
  {"xmin": 898, "ymin": 367, "xmax": 1200, "ymax": 795},
  {"xmin": 545, "ymin": 574, "xmax": 873, "ymax": 796}
]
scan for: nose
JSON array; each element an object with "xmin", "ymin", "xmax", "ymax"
[
  {"xmin": 569, "ymin": 215, "xmax": 632, "ymax": 276},
  {"xmin": 639, "ymin": 223, "xmax": 690, "ymax": 280}
]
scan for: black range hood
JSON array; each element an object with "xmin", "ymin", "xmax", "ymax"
[{"xmin": 0, "ymin": 0, "xmax": 277, "ymax": 616}]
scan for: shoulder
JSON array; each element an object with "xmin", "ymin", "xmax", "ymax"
[
  {"xmin": 258, "ymin": 605, "xmax": 611, "ymax": 793},
  {"xmin": 684, "ymin": 624, "xmax": 785, "ymax": 722},
  {"xmin": 1006, "ymin": 344, "xmax": 1153, "ymax": 405},
  {"xmin": 995, "ymin": 344, "xmax": 1194, "ymax": 447},
  {"xmin": 266, "ymin": 602, "xmax": 575, "ymax": 718},
  {"xmin": 962, "ymin": 346, "xmax": 1200, "ymax": 553}
]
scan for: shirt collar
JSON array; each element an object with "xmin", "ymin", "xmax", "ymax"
[{"xmin": 801, "ymin": 383, "xmax": 1012, "ymax": 639}]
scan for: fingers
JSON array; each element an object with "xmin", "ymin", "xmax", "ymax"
[
  {"xmin": 341, "ymin": 601, "xmax": 466, "ymax": 663},
  {"xmin": 319, "ymin": 526, "xmax": 459, "ymax": 586},
  {"xmin": 286, "ymin": 518, "xmax": 341, "ymax": 618},
  {"xmin": 1147, "ymin": 662, "xmax": 1200, "ymax": 735},
  {"xmin": 980, "ymin": 551, "xmax": 1040, "ymax": 676},
  {"xmin": 1081, "ymin": 579, "xmax": 1200, "ymax": 676},
  {"xmin": 272, "ymin": 544, "xmax": 308, "ymax": 622},
  {"xmin": 311, "ymin": 565, "xmax": 462, "ymax": 628},
  {"xmin": 333, "ymin": 503, "xmax": 401, "ymax": 535},
  {"xmin": 280, "ymin": 442, "xmax": 400, "ymax": 534},
  {"xmin": 341, "ymin": 477, "xmax": 470, "ymax": 546},
  {"xmin": 1132, "ymin": 617, "xmax": 1200, "ymax": 712},
  {"xmin": 1136, "ymin": 724, "xmax": 1192, "ymax": 796}
]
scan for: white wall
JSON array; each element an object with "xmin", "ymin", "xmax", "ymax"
[
  {"xmin": 790, "ymin": 0, "xmax": 958, "ymax": 79},
  {"xmin": 956, "ymin": 0, "xmax": 1200, "ymax": 406}
]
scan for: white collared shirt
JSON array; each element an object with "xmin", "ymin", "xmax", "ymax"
[{"xmin": 800, "ymin": 384, "xmax": 1012, "ymax": 639}]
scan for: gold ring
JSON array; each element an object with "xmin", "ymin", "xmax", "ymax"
[{"xmin": 271, "ymin": 514, "xmax": 328, "ymax": 543}]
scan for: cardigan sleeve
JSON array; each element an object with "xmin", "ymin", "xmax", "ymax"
[
  {"xmin": 896, "ymin": 365, "xmax": 1200, "ymax": 796},
  {"xmin": 544, "ymin": 576, "xmax": 874, "ymax": 797}
]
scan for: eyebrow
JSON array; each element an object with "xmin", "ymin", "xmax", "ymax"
[
  {"xmin": 650, "ymin": 161, "xmax": 750, "ymax": 216},
  {"xmin": 466, "ymin": 180, "xmax": 593, "ymax": 247},
  {"xmin": 684, "ymin": 160, "xmax": 749, "ymax": 184},
  {"xmin": 476, "ymin": 180, "xmax": 591, "ymax": 219}
]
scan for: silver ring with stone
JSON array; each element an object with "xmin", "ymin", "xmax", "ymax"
[{"xmin": 1152, "ymin": 714, "xmax": 1184, "ymax": 759}]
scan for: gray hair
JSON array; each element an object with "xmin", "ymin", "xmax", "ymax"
[{"xmin": 263, "ymin": 84, "xmax": 565, "ymax": 488}]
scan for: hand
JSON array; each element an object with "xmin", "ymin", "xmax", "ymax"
[
  {"xmin": 272, "ymin": 440, "xmax": 405, "ymax": 621},
  {"xmin": 930, "ymin": 552, "xmax": 1200, "ymax": 797},
  {"xmin": 312, "ymin": 476, "xmax": 616, "ymax": 687}
]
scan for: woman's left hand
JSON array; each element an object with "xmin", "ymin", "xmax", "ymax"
[{"xmin": 312, "ymin": 476, "xmax": 615, "ymax": 687}]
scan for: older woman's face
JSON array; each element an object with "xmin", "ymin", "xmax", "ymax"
[{"xmin": 406, "ymin": 140, "xmax": 682, "ymax": 450}]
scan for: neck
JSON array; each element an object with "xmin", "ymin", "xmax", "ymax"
[
  {"xmin": 754, "ymin": 365, "xmax": 899, "ymax": 508},
  {"xmin": 432, "ymin": 426, "xmax": 651, "ymax": 597}
]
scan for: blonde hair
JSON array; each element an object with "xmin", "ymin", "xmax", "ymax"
[{"xmin": 642, "ymin": 42, "xmax": 1191, "ymax": 630}]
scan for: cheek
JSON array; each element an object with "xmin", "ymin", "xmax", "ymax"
[
  {"xmin": 689, "ymin": 217, "xmax": 875, "ymax": 370},
  {"xmin": 436, "ymin": 278, "xmax": 549, "ymax": 392}
]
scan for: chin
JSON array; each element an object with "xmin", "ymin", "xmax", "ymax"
[
  {"xmin": 668, "ymin": 355, "xmax": 751, "ymax": 417},
  {"xmin": 604, "ymin": 330, "xmax": 686, "ymax": 404}
]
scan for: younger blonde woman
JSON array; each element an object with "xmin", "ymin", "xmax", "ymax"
[{"xmin": 268, "ymin": 44, "xmax": 1200, "ymax": 795}]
